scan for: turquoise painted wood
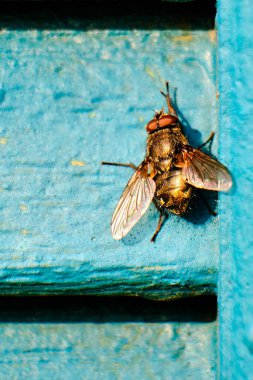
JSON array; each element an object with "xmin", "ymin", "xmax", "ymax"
[
  {"xmin": 0, "ymin": 3, "xmax": 219, "ymax": 380},
  {"xmin": 217, "ymin": 0, "xmax": 253, "ymax": 378},
  {"xmin": 0, "ymin": 5, "xmax": 219, "ymax": 298},
  {"xmin": 0, "ymin": 321, "xmax": 217, "ymax": 379},
  {"xmin": 0, "ymin": 296, "xmax": 217, "ymax": 380}
]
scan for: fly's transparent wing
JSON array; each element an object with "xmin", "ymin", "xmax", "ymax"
[
  {"xmin": 182, "ymin": 148, "xmax": 232, "ymax": 191},
  {"xmin": 111, "ymin": 164, "xmax": 156, "ymax": 240}
]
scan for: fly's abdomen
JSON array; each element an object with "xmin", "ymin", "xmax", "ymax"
[{"xmin": 155, "ymin": 170, "xmax": 192, "ymax": 215}]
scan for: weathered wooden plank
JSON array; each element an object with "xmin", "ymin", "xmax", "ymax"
[
  {"xmin": 0, "ymin": 8, "xmax": 219, "ymax": 297},
  {"xmin": 0, "ymin": 296, "xmax": 217, "ymax": 380},
  {"xmin": 217, "ymin": 0, "xmax": 253, "ymax": 378},
  {"xmin": 0, "ymin": 322, "xmax": 217, "ymax": 379}
]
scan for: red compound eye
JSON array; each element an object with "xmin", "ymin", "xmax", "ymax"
[{"xmin": 146, "ymin": 115, "xmax": 178, "ymax": 133}]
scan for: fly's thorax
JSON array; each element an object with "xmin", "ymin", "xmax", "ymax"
[
  {"xmin": 146, "ymin": 126, "xmax": 188, "ymax": 173},
  {"xmin": 155, "ymin": 169, "xmax": 192, "ymax": 215}
]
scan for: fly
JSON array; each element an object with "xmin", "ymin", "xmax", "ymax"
[{"xmin": 102, "ymin": 82, "xmax": 232, "ymax": 242}]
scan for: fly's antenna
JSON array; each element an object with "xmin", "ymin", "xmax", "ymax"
[
  {"xmin": 160, "ymin": 81, "xmax": 178, "ymax": 117},
  {"xmin": 154, "ymin": 107, "xmax": 164, "ymax": 126},
  {"xmin": 160, "ymin": 81, "xmax": 171, "ymax": 110}
]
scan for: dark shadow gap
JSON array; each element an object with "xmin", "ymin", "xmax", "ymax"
[
  {"xmin": 0, "ymin": 295, "xmax": 217, "ymax": 323},
  {"xmin": 0, "ymin": 0, "xmax": 216, "ymax": 30}
]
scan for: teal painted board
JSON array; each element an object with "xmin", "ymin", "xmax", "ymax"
[
  {"xmin": 0, "ymin": 322, "xmax": 216, "ymax": 380},
  {"xmin": 0, "ymin": 6, "xmax": 219, "ymax": 296},
  {"xmin": 0, "ymin": 296, "xmax": 217, "ymax": 380},
  {"xmin": 217, "ymin": 0, "xmax": 253, "ymax": 378}
]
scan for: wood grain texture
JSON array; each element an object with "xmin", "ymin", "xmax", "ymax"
[
  {"xmin": 217, "ymin": 0, "xmax": 253, "ymax": 378},
  {"xmin": 0, "ymin": 322, "xmax": 217, "ymax": 380},
  {"xmin": 0, "ymin": 7, "xmax": 219, "ymax": 297},
  {"xmin": 0, "ymin": 296, "xmax": 217, "ymax": 380}
]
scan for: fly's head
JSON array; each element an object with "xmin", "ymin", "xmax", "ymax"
[
  {"xmin": 146, "ymin": 109, "xmax": 179, "ymax": 134},
  {"xmin": 146, "ymin": 82, "xmax": 180, "ymax": 134}
]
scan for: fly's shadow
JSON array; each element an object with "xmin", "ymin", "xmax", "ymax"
[
  {"xmin": 122, "ymin": 189, "xmax": 217, "ymax": 245},
  {"xmin": 182, "ymin": 189, "xmax": 218, "ymax": 225},
  {"xmin": 171, "ymin": 87, "xmax": 202, "ymax": 147},
  {"xmin": 171, "ymin": 89, "xmax": 219, "ymax": 225},
  {"xmin": 122, "ymin": 204, "xmax": 158, "ymax": 245}
]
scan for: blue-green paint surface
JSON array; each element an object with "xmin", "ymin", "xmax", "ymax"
[
  {"xmin": 0, "ymin": 12, "xmax": 218, "ymax": 297},
  {"xmin": 218, "ymin": 0, "xmax": 253, "ymax": 378},
  {"xmin": 0, "ymin": 295, "xmax": 217, "ymax": 379},
  {"xmin": 0, "ymin": 321, "xmax": 216, "ymax": 380},
  {"xmin": 0, "ymin": 6, "xmax": 218, "ymax": 380}
]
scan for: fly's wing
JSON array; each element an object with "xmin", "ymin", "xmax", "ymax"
[
  {"xmin": 111, "ymin": 163, "xmax": 156, "ymax": 240},
  {"xmin": 181, "ymin": 148, "xmax": 232, "ymax": 191}
]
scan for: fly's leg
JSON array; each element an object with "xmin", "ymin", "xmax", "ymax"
[
  {"xmin": 198, "ymin": 132, "xmax": 215, "ymax": 150},
  {"xmin": 101, "ymin": 162, "xmax": 137, "ymax": 170},
  {"xmin": 197, "ymin": 190, "xmax": 217, "ymax": 216},
  {"xmin": 151, "ymin": 212, "xmax": 168, "ymax": 243},
  {"xmin": 160, "ymin": 81, "xmax": 178, "ymax": 117},
  {"xmin": 150, "ymin": 198, "xmax": 168, "ymax": 243}
]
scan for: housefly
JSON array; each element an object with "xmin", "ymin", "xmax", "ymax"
[{"xmin": 102, "ymin": 82, "xmax": 232, "ymax": 242}]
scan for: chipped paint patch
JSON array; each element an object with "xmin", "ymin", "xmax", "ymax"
[
  {"xmin": 143, "ymin": 266, "xmax": 165, "ymax": 271},
  {"xmin": 145, "ymin": 67, "xmax": 155, "ymax": 78},
  {"xmin": 71, "ymin": 160, "xmax": 85, "ymax": 167},
  {"xmin": 209, "ymin": 30, "xmax": 216, "ymax": 43},
  {"xmin": 21, "ymin": 229, "xmax": 31, "ymax": 235},
  {"xmin": 88, "ymin": 112, "xmax": 96, "ymax": 119},
  {"xmin": 130, "ymin": 266, "xmax": 165, "ymax": 272},
  {"xmin": 164, "ymin": 325, "xmax": 173, "ymax": 338},
  {"xmin": 19, "ymin": 204, "xmax": 28, "ymax": 212},
  {"xmin": 73, "ymin": 36, "xmax": 84, "ymax": 44},
  {"xmin": 0, "ymin": 137, "xmax": 7, "ymax": 144},
  {"xmin": 172, "ymin": 34, "xmax": 193, "ymax": 42},
  {"xmin": 167, "ymin": 56, "xmax": 174, "ymax": 65}
]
